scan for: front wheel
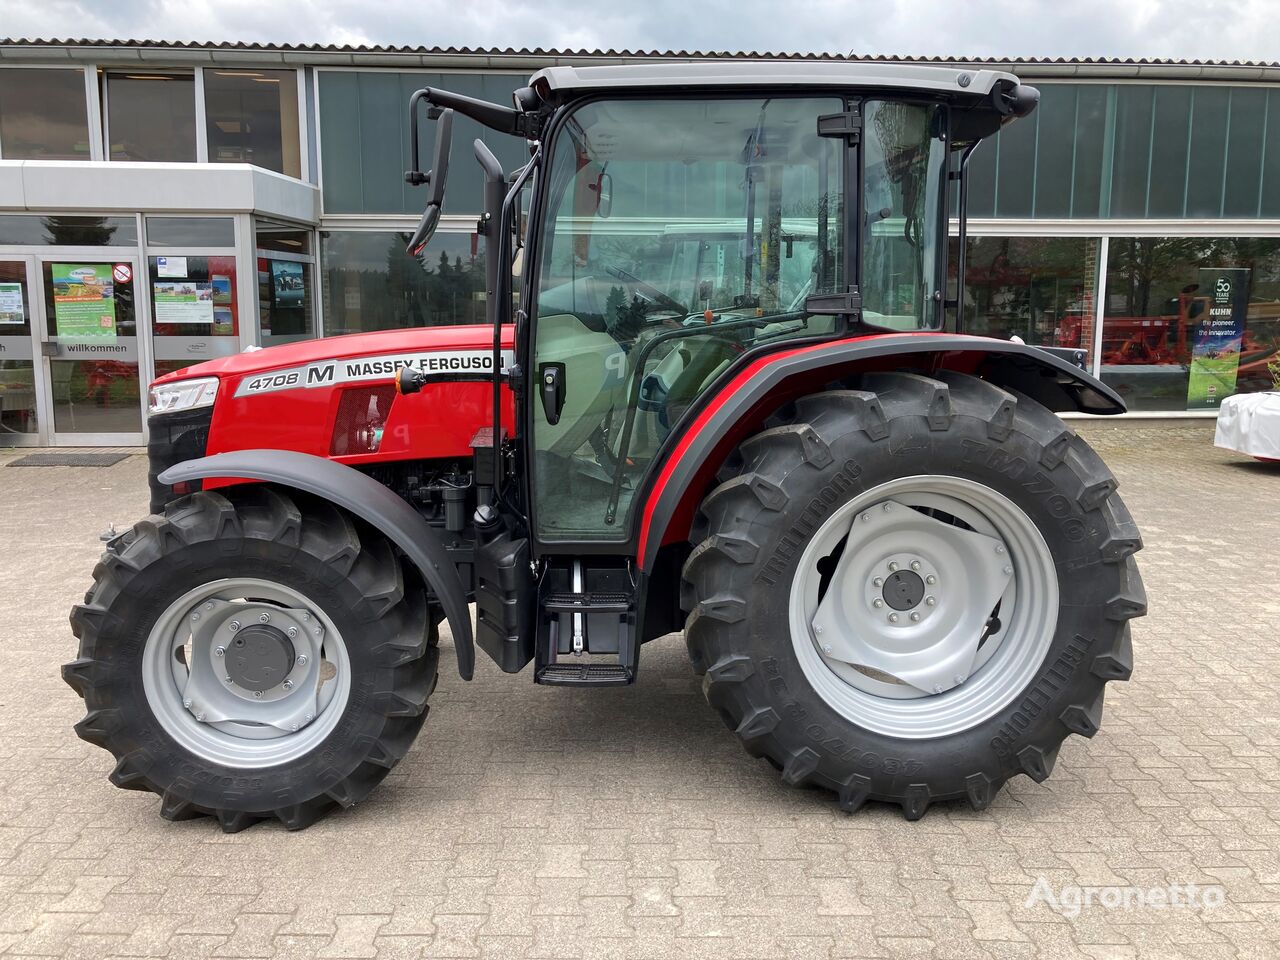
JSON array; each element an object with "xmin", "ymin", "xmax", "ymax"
[
  {"xmin": 63, "ymin": 488, "xmax": 438, "ymax": 832},
  {"xmin": 682, "ymin": 371, "xmax": 1145, "ymax": 818}
]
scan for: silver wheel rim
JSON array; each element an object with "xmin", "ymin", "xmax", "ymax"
[
  {"xmin": 142, "ymin": 577, "xmax": 352, "ymax": 768},
  {"xmin": 788, "ymin": 475, "xmax": 1059, "ymax": 739}
]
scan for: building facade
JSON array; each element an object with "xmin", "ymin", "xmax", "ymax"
[{"xmin": 0, "ymin": 39, "xmax": 1277, "ymax": 445}]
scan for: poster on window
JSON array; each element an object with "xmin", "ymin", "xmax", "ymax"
[
  {"xmin": 52, "ymin": 263, "xmax": 116, "ymax": 339},
  {"xmin": 1186, "ymin": 267, "xmax": 1251, "ymax": 410},
  {"xmin": 153, "ymin": 281, "xmax": 216, "ymax": 324},
  {"xmin": 0, "ymin": 282, "xmax": 23, "ymax": 324},
  {"xmin": 271, "ymin": 261, "xmax": 305, "ymax": 306}
]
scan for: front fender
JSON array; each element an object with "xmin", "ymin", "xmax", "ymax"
[
  {"xmin": 636, "ymin": 333, "xmax": 1125, "ymax": 571},
  {"xmin": 158, "ymin": 449, "xmax": 475, "ymax": 680}
]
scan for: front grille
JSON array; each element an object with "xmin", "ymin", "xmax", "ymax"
[{"xmin": 147, "ymin": 408, "xmax": 212, "ymax": 513}]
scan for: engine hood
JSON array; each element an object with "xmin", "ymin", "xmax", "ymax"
[{"xmin": 154, "ymin": 324, "xmax": 511, "ymax": 385}]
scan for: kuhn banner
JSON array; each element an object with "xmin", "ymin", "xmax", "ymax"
[{"xmin": 233, "ymin": 348, "xmax": 515, "ymax": 397}]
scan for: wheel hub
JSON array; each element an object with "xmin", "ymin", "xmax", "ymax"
[
  {"xmin": 226, "ymin": 625, "xmax": 296, "ymax": 692},
  {"xmin": 882, "ymin": 569, "xmax": 925, "ymax": 611}
]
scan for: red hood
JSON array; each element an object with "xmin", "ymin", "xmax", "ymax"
[{"xmin": 155, "ymin": 324, "xmax": 513, "ymax": 385}]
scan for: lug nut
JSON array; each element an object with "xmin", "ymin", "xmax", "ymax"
[
  {"xmin": 882, "ymin": 503, "xmax": 892, "ymax": 512},
  {"xmin": 954, "ymin": 674, "xmax": 965, "ymax": 685},
  {"xmin": 190, "ymin": 612, "xmax": 200, "ymax": 622},
  {"xmin": 204, "ymin": 602, "xmax": 214, "ymax": 611},
  {"xmin": 196, "ymin": 712, "xmax": 205, "ymax": 722},
  {"xmin": 300, "ymin": 613, "xmax": 310, "ymax": 622},
  {"xmin": 287, "ymin": 626, "xmax": 299, "ymax": 639},
  {"xmin": 282, "ymin": 679, "xmax": 294, "ymax": 691},
  {"xmin": 926, "ymin": 596, "xmax": 936, "ymax": 606},
  {"xmin": 291, "ymin": 723, "xmax": 299, "ymax": 731},
  {"xmin": 933, "ymin": 684, "xmax": 944, "ymax": 694},
  {"xmin": 258, "ymin": 612, "xmax": 271, "ymax": 623},
  {"xmin": 1003, "ymin": 566, "xmax": 1013, "ymax": 575},
  {"xmin": 297, "ymin": 654, "xmax": 308, "ymax": 666},
  {"xmin": 814, "ymin": 625, "xmax": 824, "ymax": 635},
  {"xmin": 215, "ymin": 646, "xmax": 225, "ymax": 658},
  {"xmin": 229, "ymin": 620, "xmax": 240, "ymax": 632},
  {"xmin": 861, "ymin": 513, "xmax": 871, "ymax": 522},
  {"xmin": 873, "ymin": 577, "xmax": 883, "ymax": 587},
  {"xmin": 304, "ymin": 714, "xmax": 313, "ymax": 723},
  {"xmin": 888, "ymin": 561, "xmax": 899, "ymax": 572},
  {"xmin": 910, "ymin": 612, "xmax": 921, "ymax": 622},
  {"xmin": 910, "ymin": 560, "xmax": 921, "ymax": 571},
  {"xmin": 183, "ymin": 698, "xmax": 192, "ymax": 709},
  {"xmin": 995, "ymin": 545, "xmax": 1006, "ymax": 555},
  {"xmin": 926, "ymin": 575, "xmax": 936, "ymax": 585},
  {"xmin": 314, "ymin": 627, "xmax": 322, "ymax": 636},
  {"xmin": 225, "ymin": 676, "xmax": 233, "ymax": 684},
  {"xmin": 888, "ymin": 613, "xmax": 899, "ymax": 623},
  {"xmin": 822, "ymin": 644, "xmax": 832, "ymax": 655},
  {"xmin": 873, "ymin": 598, "xmax": 884, "ymax": 609},
  {"xmin": 254, "ymin": 691, "xmax": 263, "ymax": 699}
]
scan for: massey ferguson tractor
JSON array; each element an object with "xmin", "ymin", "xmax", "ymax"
[{"xmin": 64, "ymin": 62, "xmax": 1145, "ymax": 831}]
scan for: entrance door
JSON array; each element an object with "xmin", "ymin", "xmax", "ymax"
[
  {"xmin": 38, "ymin": 255, "xmax": 146, "ymax": 444},
  {"xmin": 0, "ymin": 257, "xmax": 46, "ymax": 445}
]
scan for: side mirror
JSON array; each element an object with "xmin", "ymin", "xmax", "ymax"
[
  {"xmin": 591, "ymin": 171, "xmax": 613, "ymax": 218},
  {"xmin": 406, "ymin": 108, "xmax": 454, "ymax": 255}
]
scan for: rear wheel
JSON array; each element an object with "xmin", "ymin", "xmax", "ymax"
[
  {"xmin": 63, "ymin": 488, "xmax": 437, "ymax": 832},
  {"xmin": 682, "ymin": 371, "xmax": 1145, "ymax": 818}
]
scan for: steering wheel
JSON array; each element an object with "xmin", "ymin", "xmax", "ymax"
[{"xmin": 604, "ymin": 266, "xmax": 689, "ymax": 317}]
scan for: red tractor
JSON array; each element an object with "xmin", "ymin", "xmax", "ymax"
[{"xmin": 64, "ymin": 63, "xmax": 1144, "ymax": 831}]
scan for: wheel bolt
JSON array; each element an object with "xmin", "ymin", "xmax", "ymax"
[
  {"xmin": 291, "ymin": 723, "xmax": 299, "ymax": 731},
  {"xmin": 1003, "ymin": 566, "xmax": 1013, "ymax": 575},
  {"xmin": 204, "ymin": 602, "xmax": 214, "ymax": 611},
  {"xmin": 925, "ymin": 575, "xmax": 936, "ymax": 585},
  {"xmin": 314, "ymin": 627, "xmax": 321, "ymax": 636},
  {"xmin": 304, "ymin": 714, "xmax": 313, "ymax": 723},
  {"xmin": 954, "ymin": 674, "xmax": 965, "ymax": 685},
  {"xmin": 183, "ymin": 699, "xmax": 192, "ymax": 709},
  {"xmin": 873, "ymin": 598, "xmax": 884, "ymax": 609},
  {"xmin": 282, "ymin": 679, "xmax": 294, "ymax": 691},
  {"xmin": 873, "ymin": 577, "xmax": 883, "ymax": 587},
  {"xmin": 225, "ymin": 676, "xmax": 233, "ymax": 684},
  {"xmin": 888, "ymin": 613, "xmax": 899, "ymax": 623},
  {"xmin": 215, "ymin": 646, "xmax": 225, "ymax": 658},
  {"xmin": 910, "ymin": 612, "xmax": 921, "ymax": 622},
  {"xmin": 861, "ymin": 513, "xmax": 871, "ymax": 523},
  {"xmin": 258, "ymin": 613, "xmax": 271, "ymax": 623},
  {"xmin": 995, "ymin": 545, "xmax": 1006, "ymax": 555},
  {"xmin": 926, "ymin": 596, "xmax": 936, "ymax": 606},
  {"xmin": 300, "ymin": 613, "xmax": 310, "ymax": 622},
  {"xmin": 910, "ymin": 560, "xmax": 921, "ymax": 571},
  {"xmin": 254, "ymin": 691, "xmax": 263, "ymax": 699},
  {"xmin": 190, "ymin": 612, "xmax": 200, "ymax": 622},
  {"xmin": 822, "ymin": 644, "xmax": 832, "ymax": 655},
  {"xmin": 882, "ymin": 503, "xmax": 892, "ymax": 512},
  {"xmin": 814, "ymin": 625, "xmax": 823, "ymax": 635},
  {"xmin": 297, "ymin": 654, "xmax": 308, "ymax": 666},
  {"xmin": 888, "ymin": 561, "xmax": 899, "ymax": 572},
  {"xmin": 287, "ymin": 626, "xmax": 299, "ymax": 638},
  {"xmin": 229, "ymin": 620, "xmax": 240, "ymax": 632},
  {"xmin": 932, "ymin": 684, "xmax": 944, "ymax": 694}
]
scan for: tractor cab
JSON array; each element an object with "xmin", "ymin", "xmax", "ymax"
[{"xmin": 395, "ymin": 62, "xmax": 1040, "ymax": 681}]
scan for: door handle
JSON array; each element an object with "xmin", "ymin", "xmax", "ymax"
[{"xmin": 540, "ymin": 362, "xmax": 565, "ymax": 425}]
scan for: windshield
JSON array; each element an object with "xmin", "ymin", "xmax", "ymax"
[
  {"xmin": 531, "ymin": 95, "xmax": 845, "ymax": 541},
  {"xmin": 861, "ymin": 100, "xmax": 948, "ymax": 330}
]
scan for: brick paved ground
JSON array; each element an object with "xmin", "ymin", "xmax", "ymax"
[{"xmin": 1, "ymin": 420, "xmax": 1278, "ymax": 959}]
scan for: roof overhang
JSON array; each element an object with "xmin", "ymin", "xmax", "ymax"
[{"xmin": 0, "ymin": 161, "xmax": 319, "ymax": 223}]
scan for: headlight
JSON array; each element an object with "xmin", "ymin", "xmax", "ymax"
[{"xmin": 148, "ymin": 377, "xmax": 219, "ymax": 416}]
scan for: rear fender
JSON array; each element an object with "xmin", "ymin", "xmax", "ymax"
[
  {"xmin": 158, "ymin": 450, "xmax": 475, "ymax": 680},
  {"xmin": 636, "ymin": 333, "xmax": 1125, "ymax": 571}
]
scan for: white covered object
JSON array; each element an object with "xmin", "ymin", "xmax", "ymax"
[{"xmin": 1215, "ymin": 391, "xmax": 1280, "ymax": 460}]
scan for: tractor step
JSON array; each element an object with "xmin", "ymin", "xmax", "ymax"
[
  {"xmin": 535, "ymin": 561, "xmax": 639, "ymax": 686},
  {"xmin": 535, "ymin": 662, "xmax": 633, "ymax": 686}
]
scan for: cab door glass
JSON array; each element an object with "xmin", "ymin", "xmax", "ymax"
[{"xmin": 531, "ymin": 96, "xmax": 844, "ymax": 541}]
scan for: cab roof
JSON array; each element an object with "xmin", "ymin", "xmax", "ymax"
[{"xmin": 529, "ymin": 62, "xmax": 1020, "ymax": 98}]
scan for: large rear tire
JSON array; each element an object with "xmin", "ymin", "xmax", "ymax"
[
  {"xmin": 63, "ymin": 487, "xmax": 437, "ymax": 832},
  {"xmin": 682, "ymin": 371, "xmax": 1145, "ymax": 818}
]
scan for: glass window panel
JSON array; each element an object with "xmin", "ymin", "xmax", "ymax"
[
  {"xmin": 318, "ymin": 70, "xmax": 530, "ymax": 214},
  {"xmin": 255, "ymin": 220, "xmax": 312, "ymax": 255},
  {"xmin": 146, "ymin": 217, "xmax": 235, "ymax": 247},
  {"xmin": 42, "ymin": 260, "xmax": 141, "ymax": 434},
  {"xmin": 1262, "ymin": 91, "xmax": 1280, "ymax": 218},
  {"xmin": 993, "ymin": 106, "xmax": 1035, "ymax": 218},
  {"xmin": 1185, "ymin": 86, "xmax": 1230, "ymax": 218},
  {"xmin": 1145, "ymin": 86, "xmax": 1193, "ymax": 217},
  {"xmin": 1069, "ymin": 85, "xmax": 1108, "ymax": 218},
  {"xmin": 258, "ymin": 255, "xmax": 315, "ymax": 347},
  {"xmin": 0, "ymin": 260, "xmax": 37, "ymax": 436},
  {"xmin": 1030, "ymin": 85, "xmax": 1075, "ymax": 218},
  {"xmin": 149, "ymin": 254, "xmax": 240, "ymax": 373},
  {"xmin": 0, "ymin": 215, "xmax": 137, "ymax": 246},
  {"xmin": 1101, "ymin": 237, "xmax": 1280, "ymax": 411},
  {"xmin": 0, "ymin": 68, "xmax": 90, "ymax": 160},
  {"xmin": 531, "ymin": 96, "xmax": 845, "ymax": 541},
  {"xmin": 203, "ymin": 68, "xmax": 301, "ymax": 177},
  {"xmin": 1110, "ymin": 85, "xmax": 1154, "ymax": 218},
  {"xmin": 1223, "ymin": 87, "xmax": 1267, "ymax": 218},
  {"xmin": 956, "ymin": 236, "xmax": 1099, "ymax": 353},
  {"xmin": 105, "ymin": 72, "xmax": 196, "ymax": 163},
  {"xmin": 319, "ymin": 230, "xmax": 485, "ymax": 336},
  {"xmin": 964, "ymin": 140, "xmax": 997, "ymax": 219}
]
